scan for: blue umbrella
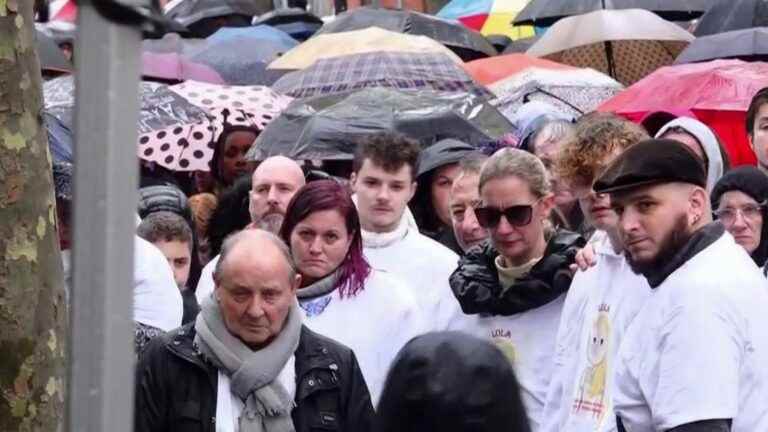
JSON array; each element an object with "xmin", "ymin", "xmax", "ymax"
[
  {"xmin": 45, "ymin": 111, "xmax": 73, "ymax": 164},
  {"xmin": 207, "ymin": 25, "xmax": 298, "ymax": 49},
  {"xmin": 252, "ymin": 8, "xmax": 323, "ymax": 42},
  {"xmin": 191, "ymin": 36, "xmax": 292, "ymax": 85}
]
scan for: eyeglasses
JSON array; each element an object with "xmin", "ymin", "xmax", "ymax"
[
  {"xmin": 474, "ymin": 201, "xmax": 539, "ymax": 229},
  {"xmin": 713, "ymin": 202, "xmax": 766, "ymax": 225}
]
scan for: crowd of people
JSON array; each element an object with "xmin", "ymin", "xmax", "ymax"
[{"xmin": 50, "ymin": 67, "xmax": 768, "ymax": 430}]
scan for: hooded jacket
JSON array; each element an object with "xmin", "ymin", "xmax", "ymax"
[
  {"xmin": 449, "ymin": 230, "xmax": 585, "ymax": 316},
  {"xmin": 711, "ymin": 166, "xmax": 768, "ymax": 268},
  {"xmin": 375, "ymin": 331, "xmax": 532, "ymax": 432},
  {"xmin": 655, "ymin": 117, "xmax": 726, "ymax": 192}
]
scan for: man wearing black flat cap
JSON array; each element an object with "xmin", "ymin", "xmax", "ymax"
[{"xmin": 594, "ymin": 139, "xmax": 768, "ymax": 432}]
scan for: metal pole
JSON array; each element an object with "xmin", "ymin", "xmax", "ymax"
[{"xmin": 68, "ymin": 2, "xmax": 142, "ymax": 431}]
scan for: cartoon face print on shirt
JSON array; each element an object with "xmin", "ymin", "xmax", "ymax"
[
  {"xmin": 573, "ymin": 306, "xmax": 612, "ymax": 422},
  {"xmin": 491, "ymin": 328, "xmax": 518, "ymax": 365}
]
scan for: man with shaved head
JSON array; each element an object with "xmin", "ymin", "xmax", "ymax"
[
  {"xmin": 594, "ymin": 139, "xmax": 768, "ymax": 432},
  {"xmin": 197, "ymin": 156, "xmax": 306, "ymax": 302},
  {"xmin": 136, "ymin": 229, "xmax": 374, "ymax": 432}
]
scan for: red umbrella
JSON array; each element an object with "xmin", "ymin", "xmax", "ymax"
[
  {"xmin": 463, "ymin": 53, "xmax": 574, "ymax": 85},
  {"xmin": 599, "ymin": 59, "xmax": 768, "ymax": 166}
]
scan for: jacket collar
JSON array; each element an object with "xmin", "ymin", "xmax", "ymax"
[{"xmin": 645, "ymin": 222, "xmax": 724, "ymax": 288}]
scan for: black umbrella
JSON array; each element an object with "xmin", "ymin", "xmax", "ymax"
[
  {"xmin": 514, "ymin": 0, "xmax": 712, "ymax": 26},
  {"xmin": 315, "ymin": 7, "xmax": 497, "ymax": 61},
  {"xmin": 245, "ymin": 88, "xmax": 516, "ymax": 161},
  {"xmin": 676, "ymin": 27, "xmax": 768, "ymax": 63},
  {"xmin": 35, "ymin": 28, "xmax": 72, "ymax": 74},
  {"xmin": 164, "ymin": 0, "xmax": 270, "ymax": 35},
  {"xmin": 502, "ymin": 35, "xmax": 542, "ymax": 54},
  {"xmin": 694, "ymin": 0, "xmax": 768, "ymax": 36},
  {"xmin": 252, "ymin": 7, "xmax": 323, "ymax": 41}
]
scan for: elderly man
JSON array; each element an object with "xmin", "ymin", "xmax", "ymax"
[
  {"xmin": 595, "ymin": 139, "xmax": 768, "ymax": 432},
  {"xmin": 448, "ymin": 156, "xmax": 489, "ymax": 254},
  {"xmin": 197, "ymin": 156, "xmax": 305, "ymax": 302},
  {"xmin": 135, "ymin": 230, "xmax": 374, "ymax": 432}
]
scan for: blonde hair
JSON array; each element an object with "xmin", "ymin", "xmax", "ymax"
[{"xmin": 479, "ymin": 148, "xmax": 551, "ymax": 198}]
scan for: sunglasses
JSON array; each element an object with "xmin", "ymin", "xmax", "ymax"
[{"xmin": 474, "ymin": 201, "xmax": 540, "ymax": 229}]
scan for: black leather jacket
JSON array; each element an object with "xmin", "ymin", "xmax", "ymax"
[
  {"xmin": 135, "ymin": 323, "xmax": 374, "ymax": 432},
  {"xmin": 449, "ymin": 229, "xmax": 585, "ymax": 316}
]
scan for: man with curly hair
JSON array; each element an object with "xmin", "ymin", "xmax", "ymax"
[{"xmin": 541, "ymin": 114, "xmax": 652, "ymax": 432}]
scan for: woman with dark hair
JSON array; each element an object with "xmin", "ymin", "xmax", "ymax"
[
  {"xmin": 208, "ymin": 126, "xmax": 258, "ymax": 193},
  {"xmin": 375, "ymin": 331, "xmax": 532, "ymax": 432},
  {"xmin": 206, "ymin": 174, "xmax": 252, "ymax": 258},
  {"xmin": 280, "ymin": 180, "xmax": 425, "ymax": 404},
  {"xmin": 410, "ymin": 138, "xmax": 480, "ymax": 253},
  {"xmin": 711, "ymin": 166, "xmax": 768, "ymax": 270}
]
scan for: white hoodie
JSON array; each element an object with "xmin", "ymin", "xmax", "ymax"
[
  {"xmin": 540, "ymin": 231, "xmax": 651, "ymax": 432},
  {"xmin": 358, "ymin": 205, "xmax": 465, "ymax": 332},
  {"xmin": 134, "ymin": 236, "xmax": 183, "ymax": 332}
]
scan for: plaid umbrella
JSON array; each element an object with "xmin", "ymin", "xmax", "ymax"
[
  {"xmin": 491, "ymin": 67, "xmax": 623, "ymax": 119},
  {"xmin": 272, "ymin": 52, "xmax": 492, "ymax": 99}
]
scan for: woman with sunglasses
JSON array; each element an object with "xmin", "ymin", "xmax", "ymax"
[
  {"xmin": 449, "ymin": 148, "xmax": 585, "ymax": 430},
  {"xmin": 711, "ymin": 166, "xmax": 768, "ymax": 270}
]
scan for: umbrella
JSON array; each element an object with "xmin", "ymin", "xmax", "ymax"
[
  {"xmin": 514, "ymin": 0, "xmax": 712, "ymax": 26},
  {"xmin": 315, "ymin": 7, "xmax": 497, "ymax": 61},
  {"xmin": 272, "ymin": 52, "xmax": 492, "ymax": 99},
  {"xmin": 463, "ymin": 53, "xmax": 574, "ymax": 85},
  {"xmin": 694, "ymin": 0, "xmax": 768, "ymax": 37},
  {"xmin": 491, "ymin": 66, "xmax": 624, "ymax": 119},
  {"xmin": 245, "ymin": 88, "xmax": 517, "ymax": 161},
  {"xmin": 142, "ymin": 52, "xmax": 226, "ymax": 84},
  {"xmin": 164, "ymin": 0, "xmax": 269, "ymax": 36},
  {"xmin": 45, "ymin": 112, "xmax": 73, "ymax": 164},
  {"xmin": 436, "ymin": 0, "xmax": 536, "ymax": 40},
  {"xmin": 527, "ymin": 9, "xmax": 694, "ymax": 85},
  {"xmin": 502, "ymin": 35, "xmax": 542, "ymax": 54},
  {"xmin": 138, "ymin": 81, "xmax": 292, "ymax": 171},
  {"xmin": 268, "ymin": 27, "xmax": 463, "ymax": 70},
  {"xmin": 191, "ymin": 30, "xmax": 297, "ymax": 85},
  {"xmin": 142, "ymin": 32, "xmax": 208, "ymax": 56},
  {"xmin": 252, "ymin": 8, "xmax": 324, "ymax": 41},
  {"xmin": 676, "ymin": 27, "xmax": 768, "ymax": 64},
  {"xmin": 207, "ymin": 25, "xmax": 299, "ymax": 49},
  {"xmin": 35, "ymin": 27, "xmax": 72, "ymax": 74},
  {"xmin": 50, "ymin": 0, "xmax": 77, "ymax": 23},
  {"xmin": 598, "ymin": 59, "xmax": 768, "ymax": 166}
]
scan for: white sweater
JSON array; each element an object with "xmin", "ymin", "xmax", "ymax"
[
  {"xmin": 540, "ymin": 232, "xmax": 651, "ymax": 432},
  {"xmin": 134, "ymin": 236, "xmax": 183, "ymax": 332}
]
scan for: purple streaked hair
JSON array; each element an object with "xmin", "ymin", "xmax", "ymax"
[{"xmin": 279, "ymin": 180, "xmax": 371, "ymax": 298}]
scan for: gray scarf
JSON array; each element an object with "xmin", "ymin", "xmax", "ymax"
[
  {"xmin": 296, "ymin": 271, "xmax": 339, "ymax": 300},
  {"xmin": 195, "ymin": 296, "xmax": 301, "ymax": 432}
]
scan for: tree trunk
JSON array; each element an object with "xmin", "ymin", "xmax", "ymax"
[{"xmin": 0, "ymin": 1, "xmax": 67, "ymax": 431}]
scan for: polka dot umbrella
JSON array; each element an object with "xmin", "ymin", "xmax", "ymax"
[{"xmin": 137, "ymin": 81, "xmax": 292, "ymax": 171}]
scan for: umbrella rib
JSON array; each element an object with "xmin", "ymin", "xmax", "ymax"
[{"xmin": 524, "ymin": 87, "xmax": 585, "ymax": 115}]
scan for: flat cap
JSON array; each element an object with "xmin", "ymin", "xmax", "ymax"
[{"xmin": 594, "ymin": 138, "xmax": 707, "ymax": 194}]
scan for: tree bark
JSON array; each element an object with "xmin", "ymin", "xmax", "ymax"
[{"xmin": 0, "ymin": 1, "xmax": 67, "ymax": 431}]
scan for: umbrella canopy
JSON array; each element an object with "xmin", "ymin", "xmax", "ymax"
[
  {"xmin": 272, "ymin": 52, "xmax": 491, "ymax": 99},
  {"xmin": 677, "ymin": 27, "xmax": 768, "ymax": 64},
  {"xmin": 268, "ymin": 27, "xmax": 463, "ymax": 70},
  {"xmin": 207, "ymin": 25, "xmax": 298, "ymax": 49},
  {"xmin": 514, "ymin": 0, "xmax": 712, "ymax": 26},
  {"xmin": 50, "ymin": 0, "xmax": 77, "ymax": 23},
  {"xmin": 35, "ymin": 27, "xmax": 72, "ymax": 74},
  {"xmin": 143, "ymin": 32, "xmax": 207, "ymax": 56},
  {"xmin": 527, "ymin": 9, "xmax": 694, "ymax": 85},
  {"xmin": 463, "ymin": 53, "xmax": 574, "ymax": 85},
  {"xmin": 252, "ymin": 8, "xmax": 324, "ymax": 41},
  {"xmin": 164, "ymin": 0, "xmax": 268, "ymax": 28},
  {"xmin": 315, "ymin": 7, "xmax": 497, "ymax": 61},
  {"xmin": 245, "ymin": 88, "xmax": 516, "ymax": 161},
  {"xmin": 142, "ymin": 52, "xmax": 226, "ymax": 84},
  {"xmin": 436, "ymin": 0, "xmax": 536, "ymax": 40},
  {"xmin": 694, "ymin": 0, "xmax": 768, "ymax": 37},
  {"xmin": 502, "ymin": 34, "xmax": 542, "ymax": 54},
  {"xmin": 491, "ymin": 66, "xmax": 623, "ymax": 119},
  {"xmin": 599, "ymin": 59, "xmax": 768, "ymax": 166},
  {"xmin": 43, "ymin": 76, "xmax": 291, "ymax": 171}
]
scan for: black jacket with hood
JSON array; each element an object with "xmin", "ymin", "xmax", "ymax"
[
  {"xmin": 134, "ymin": 323, "xmax": 374, "ymax": 432},
  {"xmin": 449, "ymin": 229, "xmax": 585, "ymax": 316}
]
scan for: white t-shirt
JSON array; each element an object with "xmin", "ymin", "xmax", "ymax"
[
  {"xmin": 453, "ymin": 295, "xmax": 566, "ymax": 431},
  {"xmin": 134, "ymin": 236, "xmax": 183, "ymax": 332},
  {"xmin": 215, "ymin": 356, "xmax": 296, "ymax": 432},
  {"xmin": 299, "ymin": 269, "xmax": 425, "ymax": 405},
  {"xmin": 361, "ymin": 221, "xmax": 464, "ymax": 332},
  {"xmin": 613, "ymin": 232, "xmax": 768, "ymax": 432},
  {"xmin": 540, "ymin": 232, "xmax": 651, "ymax": 432}
]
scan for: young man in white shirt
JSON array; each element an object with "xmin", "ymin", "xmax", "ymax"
[
  {"xmin": 350, "ymin": 133, "xmax": 463, "ymax": 331},
  {"xmin": 595, "ymin": 138, "xmax": 768, "ymax": 432},
  {"xmin": 541, "ymin": 115, "xmax": 650, "ymax": 432}
]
